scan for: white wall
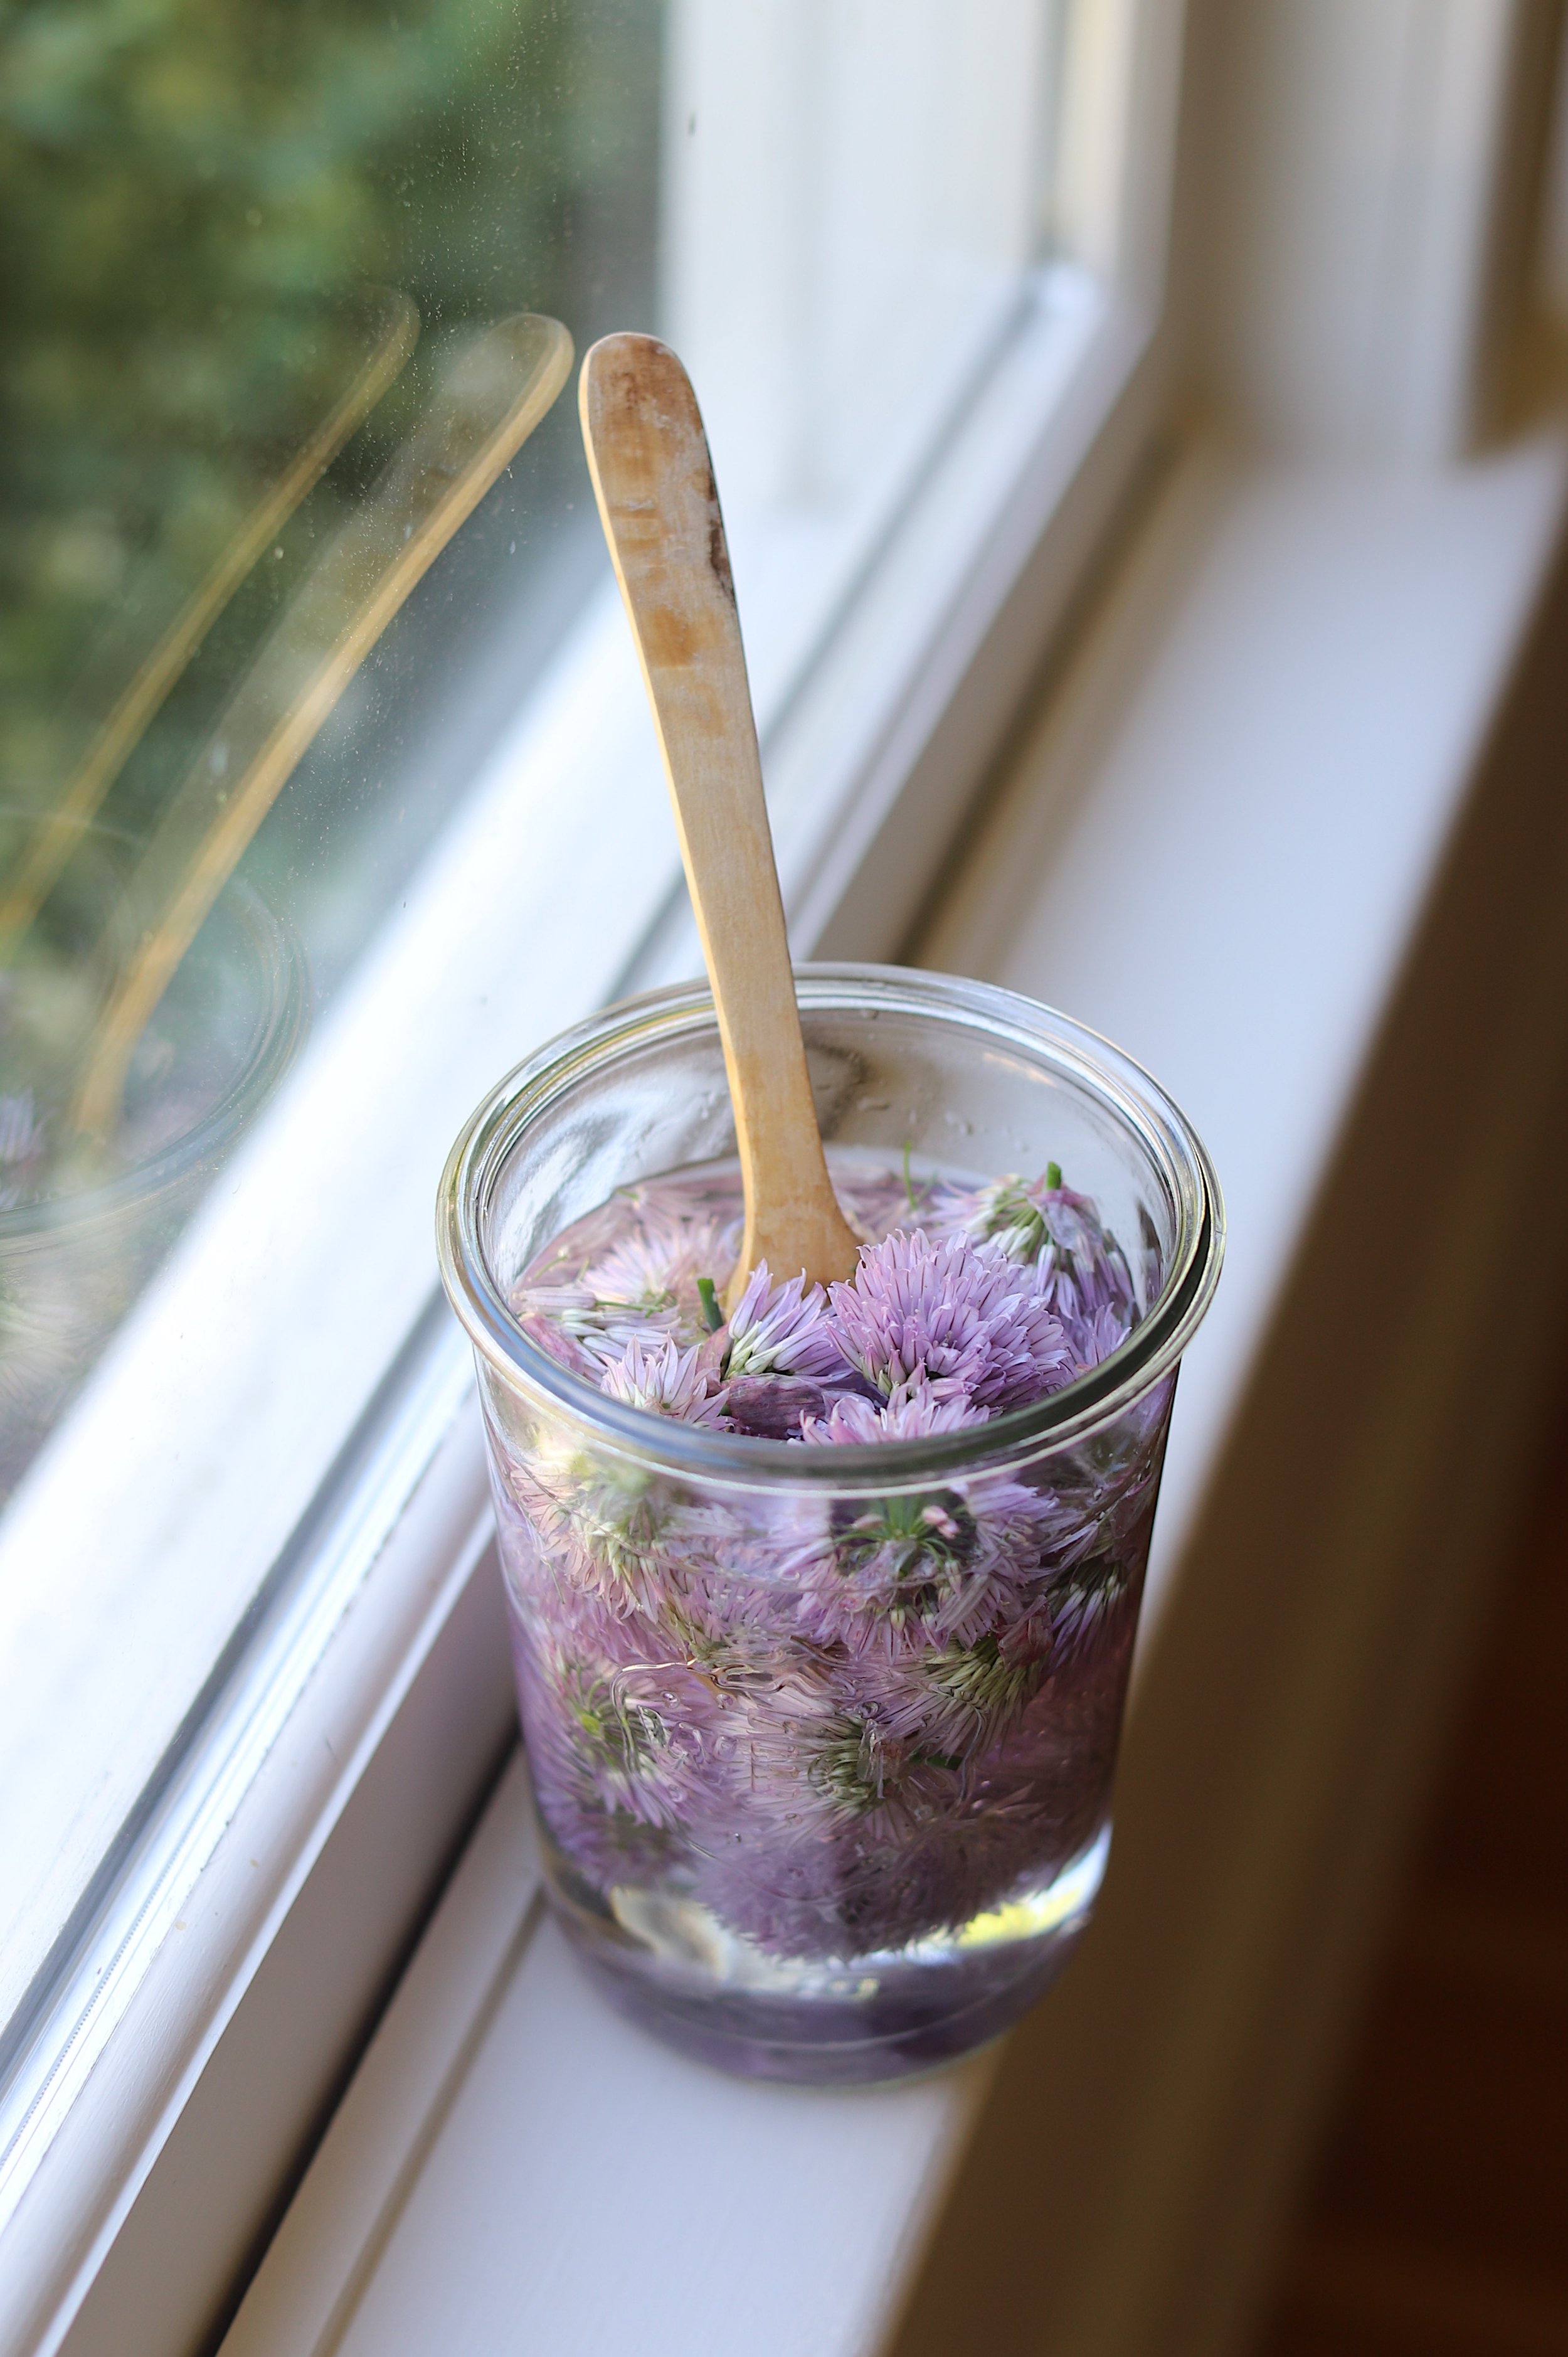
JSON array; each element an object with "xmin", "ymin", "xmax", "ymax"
[{"xmin": 1195, "ymin": 0, "xmax": 1540, "ymax": 460}]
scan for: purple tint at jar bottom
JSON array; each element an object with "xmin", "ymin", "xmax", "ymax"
[{"xmin": 564, "ymin": 1888, "xmax": 1095, "ymax": 2085}]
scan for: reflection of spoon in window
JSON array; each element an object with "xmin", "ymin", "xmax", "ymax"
[
  {"xmin": 71, "ymin": 312, "xmax": 575, "ymax": 1146},
  {"xmin": 580, "ymin": 334, "xmax": 859, "ymax": 1307},
  {"xmin": 0, "ymin": 285, "xmax": 420, "ymax": 963}
]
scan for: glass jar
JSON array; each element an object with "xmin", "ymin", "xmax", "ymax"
[{"xmin": 437, "ymin": 965, "xmax": 1222, "ymax": 2083}]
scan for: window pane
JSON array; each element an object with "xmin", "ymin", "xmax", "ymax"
[{"xmin": 0, "ymin": 0, "xmax": 660, "ymax": 1495}]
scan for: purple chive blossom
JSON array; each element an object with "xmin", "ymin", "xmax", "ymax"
[
  {"xmin": 799, "ymin": 1375, "xmax": 985, "ymax": 1447},
  {"xmin": 599, "ymin": 1334, "xmax": 728, "ymax": 1424},
  {"xmin": 505, "ymin": 1440, "xmax": 686, "ymax": 1619},
  {"xmin": 1030, "ymin": 1188, "xmax": 1139, "ymax": 1348},
  {"xmin": 1041, "ymin": 1445, "xmax": 1162, "ymax": 1662},
  {"xmin": 497, "ymin": 1160, "xmax": 1165, "ymax": 1964},
  {"xmin": 687, "ymin": 1718, "xmax": 1052, "ymax": 1956},
  {"xmin": 723, "ymin": 1264, "xmax": 853, "ymax": 1382},
  {"xmin": 783, "ymin": 1378, "xmax": 1059, "ymax": 1657},
  {"xmin": 686, "ymin": 1834, "xmax": 856, "ymax": 1961},
  {"xmin": 830, "ymin": 1229, "xmax": 1075, "ymax": 1412},
  {"xmin": 927, "ymin": 1169, "xmax": 1057, "ymax": 1262},
  {"xmin": 819, "ymin": 1780, "xmax": 1083, "ymax": 1954},
  {"xmin": 1044, "ymin": 1555, "xmax": 1131, "ymax": 1663},
  {"xmin": 515, "ymin": 1606, "xmax": 741, "ymax": 1884},
  {"xmin": 509, "ymin": 1278, "xmax": 681, "ymax": 1377},
  {"xmin": 927, "ymin": 1171, "xmax": 1140, "ymax": 1370},
  {"xmin": 512, "ymin": 1195, "xmax": 743, "ymax": 1375},
  {"xmin": 850, "ymin": 1624, "xmax": 1054, "ymax": 1765},
  {"xmin": 582, "ymin": 1206, "xmax": 739, "ymax": 1330},
  {"xmin": 786, "ymin": 1481, "xmax": 1057, "ymax": 1659}
]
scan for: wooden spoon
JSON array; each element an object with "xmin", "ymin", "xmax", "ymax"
[{"xmin": 580, "ymin": 333, "xmax": 859, "ymax": 1309}]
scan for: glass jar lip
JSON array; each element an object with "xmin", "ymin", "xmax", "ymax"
[{"xmin": 437, "ymin": 963, "xmax": 1224, "ymax": 1491}]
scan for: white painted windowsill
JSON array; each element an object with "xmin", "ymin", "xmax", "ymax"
[{"xmin": 221, "ymin": 423, "xmax": 1568, "ymax": 2357}]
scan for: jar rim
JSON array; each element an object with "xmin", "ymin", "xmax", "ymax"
[{"xmin": 436, "ymin": 964, "xmax": 1224, "ymax": 1491}]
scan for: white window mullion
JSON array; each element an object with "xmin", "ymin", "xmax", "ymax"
[{"xmin": 1203, "ymin": 0, "xmax": 1545, "ymax": 462}]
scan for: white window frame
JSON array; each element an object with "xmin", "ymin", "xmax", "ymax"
[{"xmin": 0, "ymin": 5, "xmax": 1190, "ymax": 2348}]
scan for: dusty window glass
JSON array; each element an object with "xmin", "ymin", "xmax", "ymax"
[{"xmin": 0, "ymin": 0, "xmax": 660, "ymax": 1497}]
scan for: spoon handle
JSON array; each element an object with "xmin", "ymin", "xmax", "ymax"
[{"xmin": 580, "ymin": 333, "xmax": 859, "ymax": 1303}]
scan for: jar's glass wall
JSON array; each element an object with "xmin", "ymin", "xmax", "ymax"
[
  {"xmin": 442, "ymin": 971, "xmax": 1220, "ymax": 2082},
  {"xmin": 478, "ymin": 1349, "xmax": 1173, "ymax": 2081}
]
